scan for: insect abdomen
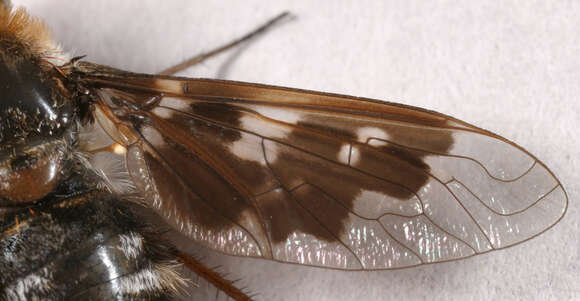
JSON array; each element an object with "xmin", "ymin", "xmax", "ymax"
[{"xmin": 0, "ymin": 177, "xmax": 182, "ymax": 300}]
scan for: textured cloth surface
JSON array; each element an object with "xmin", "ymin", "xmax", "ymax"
[{"xmin": 14, "ymin": 1, "xmax": 579, "ymax": 300}]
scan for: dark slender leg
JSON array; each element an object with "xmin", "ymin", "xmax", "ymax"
[
  {"xmin": 159, "ymin": 12, "xmax": 291, "ymax": 76},
  {"xmin": 175, "ymin": 251, "xmax": 253, "ymax": 301}
]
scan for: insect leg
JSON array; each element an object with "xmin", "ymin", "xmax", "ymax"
[
  {"xmin": 158, "ymin": 12, "xmax": 292, "ymax": 76},
  {"xmin": 175, "ymin": 251, "xmax": 253, "ymax": 301}
]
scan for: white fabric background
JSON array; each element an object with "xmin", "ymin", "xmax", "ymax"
[{"xmin": 12, "ymin": 1, "xmax": 579, "ymax": 300}]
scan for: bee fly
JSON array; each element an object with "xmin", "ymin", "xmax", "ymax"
[{"xmin": 0, "ymin": 2, "xmax": 568, "ymax": 301}]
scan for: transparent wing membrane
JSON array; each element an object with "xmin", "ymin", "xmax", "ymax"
[{"xmin": 82, "ymin": 66, "xmax": 567, "ymax": 270}]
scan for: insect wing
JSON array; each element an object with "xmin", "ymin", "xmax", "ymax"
[{"xmin": 82, "ymin": 65, "xmax": 567, "ymax": 270}]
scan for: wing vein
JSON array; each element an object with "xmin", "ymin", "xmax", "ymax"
[
  {"xmin": 144, "ymin": 112, "xmax": 273, "ymax": 256},
  {"xmin": 159, "ymin": 104, "xmax": 494, "ymax": 251},
  {"xmin": 135, "ymin": 128, "xmax": 265, "ymax": 255},
  {"xmin": 447, "ymin": 179, "xmax": 562, "ymax": 217},
  {"xmin": 260, "ymin": 139, "xmax": 365, "ymax": 269},
  {"xmin": 303, "ymin": 182, "xmax": 425, "ymax": 264},
  {"xmin": 368, "ymin": 138, "xmax": 537, "ymax": 183},
  {"xmin": 158, "ymin": 105, "xmax": 422, "ymax": 200}
]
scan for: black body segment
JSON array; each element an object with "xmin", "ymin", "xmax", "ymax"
[
  {"xmin": 0, "ymin": 171, "xmax": 180, "ymax": 300},
  {"xmin": 0, "ymin": 44, "xmax": 72, "ymax": 150}
]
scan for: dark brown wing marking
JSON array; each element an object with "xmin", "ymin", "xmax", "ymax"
[{"xmin": 80, "ymin": 64, "xmax": 568, "ymax": 270}]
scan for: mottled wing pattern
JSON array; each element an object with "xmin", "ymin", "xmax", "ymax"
[{"xmin": 82, "ymin": 65, "xmax": 567, "ymax": 270}]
